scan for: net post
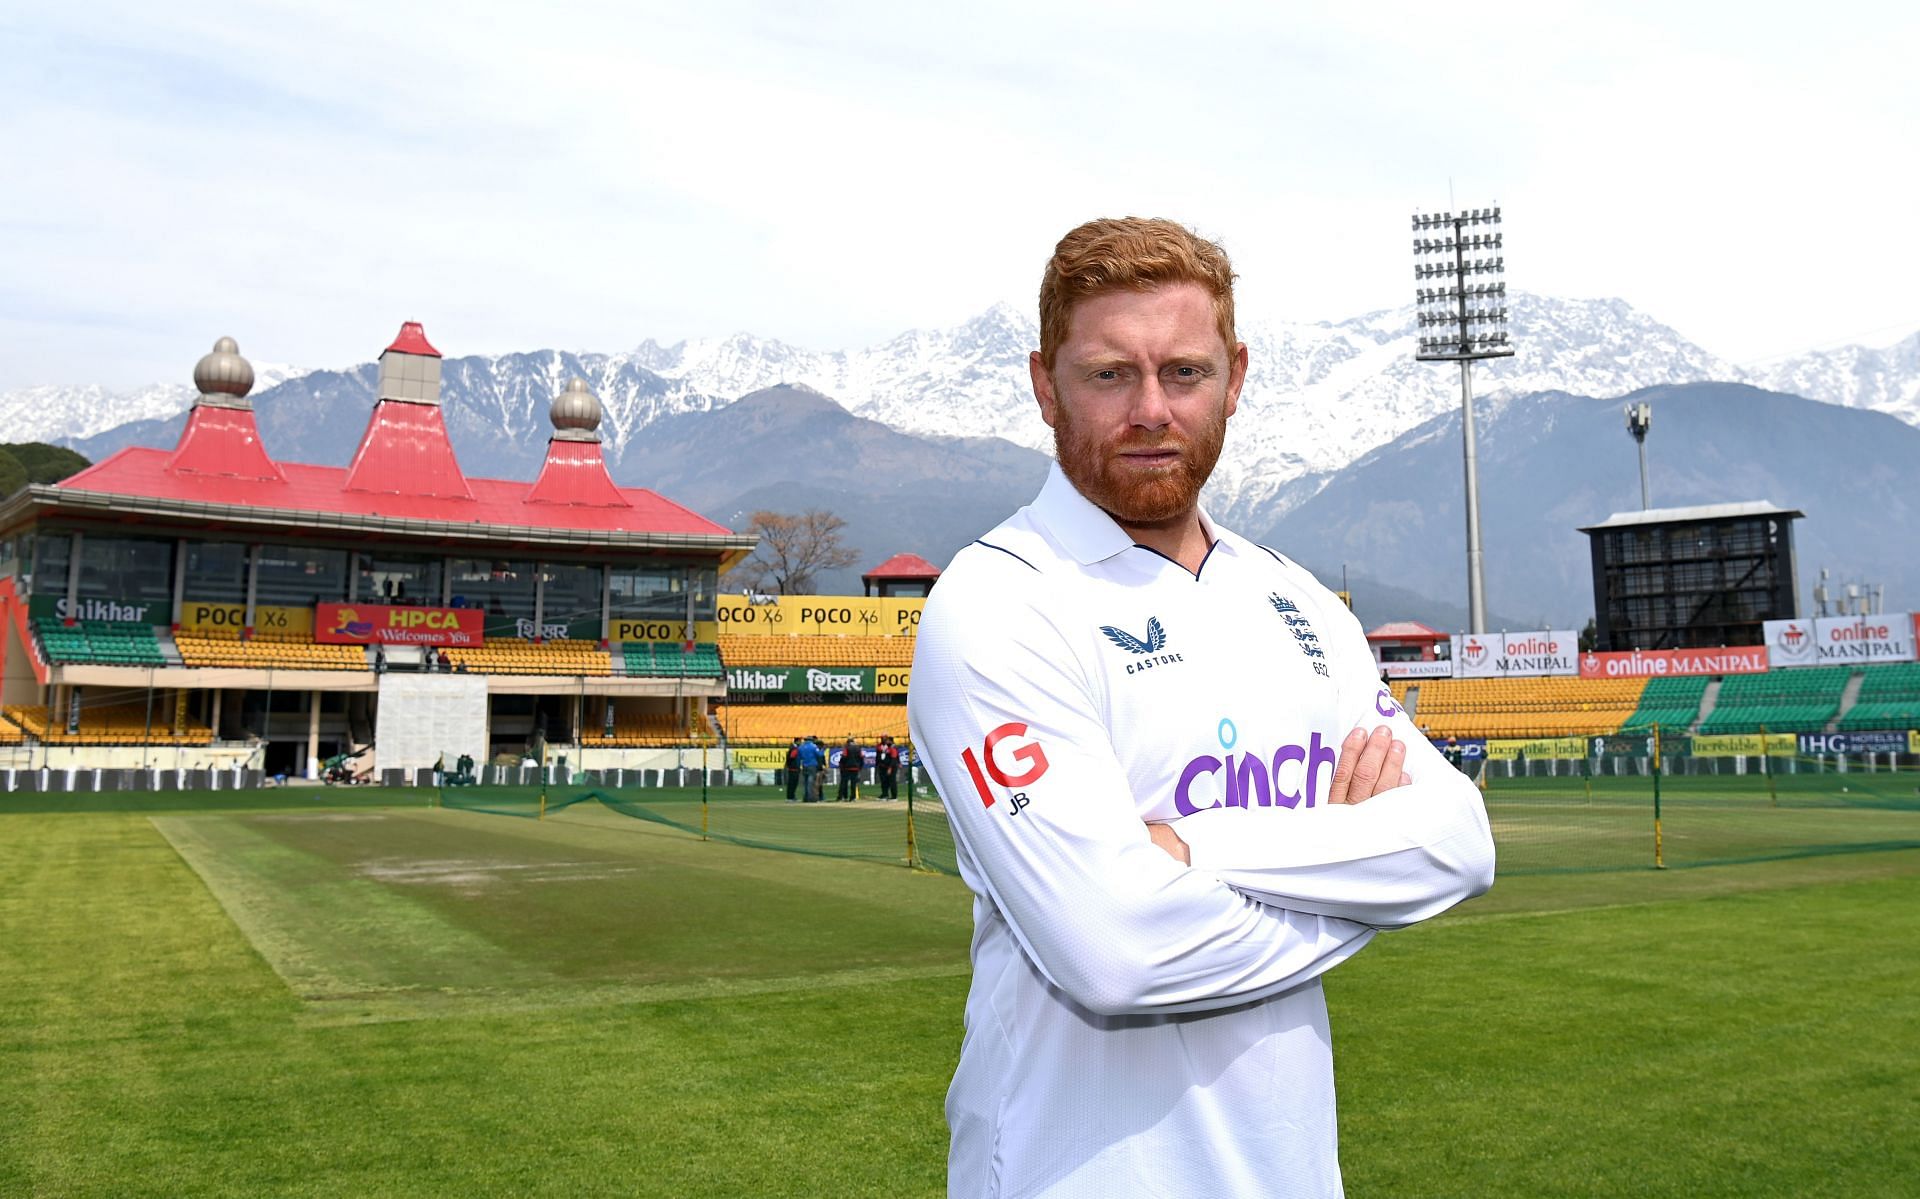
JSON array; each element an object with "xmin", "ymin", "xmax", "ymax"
[
  {"xmin": 905, "ymin": 788, "xmax": 920, "ymax": 871},
  {"xmin": 1651, "ymin": 721, "xmax": 1665, "ymax": 869},
  {"xmin": 1762, "ymin": 725, "xmax": 1778, "ymax": 807}
]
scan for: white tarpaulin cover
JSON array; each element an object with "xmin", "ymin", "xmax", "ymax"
[{"xmin": 376, "ymin": 673, "xmax": 488, "ymax": 774}]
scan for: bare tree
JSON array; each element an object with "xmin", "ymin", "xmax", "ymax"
[{"xmin": 732, "ymin": 509, "xmax": 861, "ymax": 595}]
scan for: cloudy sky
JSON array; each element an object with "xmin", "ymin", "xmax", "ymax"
[{"xmin": 3, "ymin": 1, "xmax": 1915, "ymax": 389}]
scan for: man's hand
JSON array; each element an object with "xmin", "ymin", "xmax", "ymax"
[
  {"xmin": 1325, "ymin": 725, "xmax": 1411, "ymax": 805},
  {"xmin": 1146, "ymin": 821, "xmax": 1190, "ymax": 865}
]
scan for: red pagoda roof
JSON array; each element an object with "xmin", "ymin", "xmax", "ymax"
[
  {"xmin": 165, "ymin": 404, "xmax": 284, "ymax": 482},
  {"xmin": 343, "ymin": 396, "xmax": 472, "ymax": 499},
  {"xmin": 384, "ymin": 321, "xmax": 441, "ymax": 357},
  {"xmin": 53, "ymin": 448, "xmax": 730, "ymax": 539},
  {"xmin": 862, "ymin": 552, "xmax": 942, "ymax": 581},
  {"xmin": 1365, "ymin": 620, "xmax": 1449, "ymax": 641},
  {"xmin": 526, "ymin": 438, "xmax": 630, "ymax": 509}
]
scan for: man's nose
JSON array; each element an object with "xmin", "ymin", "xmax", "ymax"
[{"xmin": 1128, "ymin": 376, "xmax": 1174, "ymax": 430}]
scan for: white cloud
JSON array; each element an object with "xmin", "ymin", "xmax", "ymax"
[{"xmin": 3, "ymin": 0, "xmax": 1916, "ymax": 386}]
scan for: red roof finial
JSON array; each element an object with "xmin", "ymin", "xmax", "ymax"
[{"xmin": 384, "ymin": 321, "xmax": 441, "ymax": 358}]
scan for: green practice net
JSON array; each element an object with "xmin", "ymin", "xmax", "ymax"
[
  {"xmin": 439, "ymin": 778, "xmax": 960, "ymax": 876},
  {"xmin": 440, "ymin": 758, "xmax": 1918, "ymax": 880},
  {"xmin": 1483, "ymin": 755, "xmax": 1920, "ymax": 874}
]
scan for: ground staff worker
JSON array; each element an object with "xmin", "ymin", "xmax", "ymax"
[{"xmin": 908, "ymin": 217, "xmax": 1496, "ymax": 1198}]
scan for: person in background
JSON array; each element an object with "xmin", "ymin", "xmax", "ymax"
[
  {"xmin": 797, "ymin": 734, "xmax": 824, "ymax": 802},
  {"xmin": 875, "ymin": 735, "xmax": 900, "ymax": 800},
  {"xmin": 784, "ymin": 737, "xmax": 803, "ymax": 801},
  {"xmin": 838, "ymin": 736, "xmax": 863, "ymax": 801}
]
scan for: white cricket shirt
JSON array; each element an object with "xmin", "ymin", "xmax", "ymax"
[{"xmin": 909, "ymin": 463, "xmax": 1496, "ymax": 1199}]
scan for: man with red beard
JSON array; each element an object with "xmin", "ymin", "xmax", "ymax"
[{"xmin": 908, "ymin": 218, "xmax": 1496, "ymax": 1198}]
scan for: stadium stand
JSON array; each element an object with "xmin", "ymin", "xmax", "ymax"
[
  {"xmin": 579, "ymin": 704, "xmax": 715, "ymax": 748},
  {"xmin": 622, "ymin": 641, "xmax": 723, "ymax": 677},
  {"xmin": 715, "ymin": 634, "xmax": 913, "ymax": 668},
  {"xmin": 1698, "ymin": 666, "xmax": 1852, "ymax": 735},
  {"xmin": 4, "ymin": 702, "xmax": 214, "ymax": 745},
  {"xmin": 714, "ymin": 703, "xmax": 910, "ymax": 744},
  {"xmin": 33, "ymin": 618, "xmax": 167, "ymax": 667},
  {"xmin": 443, "ymin": 638, "xmax": 612, "ymax": 676},
  {"xmin": 1836, "ymin": 662, "xmax": 1920, "ymax": 731},
  {"xmin": 174, "ymin": 630, "xmax": 368, "ymax": 670},
  {"xmin": 1408, "ymin": 677, "xmax": 1646, "ymax": 739},
  {"xmin": 1619, "ymin": 675, "xmax": 1711, "ymax": 734}
]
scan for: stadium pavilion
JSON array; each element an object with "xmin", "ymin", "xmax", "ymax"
[{"xmin": 0, "ymin": 325, "xmax": 772, "ymax": 781}]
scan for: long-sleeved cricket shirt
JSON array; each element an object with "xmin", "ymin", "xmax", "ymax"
[{"xmin": 909, "ymin": 463, "xmax": 1496, "ymax": 1199}]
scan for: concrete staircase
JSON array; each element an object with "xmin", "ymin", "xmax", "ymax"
[
  {"xmin": 1828, "ymin": 670, "xmax": 1866, "ymax": 733},
  {"xmin": 1691, "ymin": 678, "xmax": 1721, "ymax": 733}
]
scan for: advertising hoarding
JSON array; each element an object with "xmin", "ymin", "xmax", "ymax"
[
  {"xmin": 705, "ymin": 595, "xmax": 924, "ymax": 638},
  {"xmin": 315, "ymin": 603, "xmax": 484, "ymax": 647},
  {"xmin": 1689, "ymin": 733, "xmax": 1795, "ymax": 758},
  {"xmin": 1450, "ymin": 631, "xmax": 1577, "ymax": 679},
  {"xmin": 1796, "ymin": 731, "xmax": 1910, "ymax": 755},
  {"xmin": 1810, "ymin": 614, "xmax": 1915, "ymax": 666},
  {"xmin": 178, "ymin": 601, "xmax": 313, "ymax": 636},
  {"xmin": 724, "ymin": 666, "xmax": 876, "ymax": 694},
  {"xmin": 28, "ymin": 595, "xmax": 168, "ymax": 624},
  {"xmin": 1382, "ymin": 659, "xmax": 1454, "ymax": 679},
  {"xmin": 1578, "ymin": 646, "xmax": 1768, "ymax": 679},
  {"xmin": 1484, "ymin": 736, "xmax": 1588, "ymax": 760},
  {"xmin": 1766, "ymin": 615, "xmax": 1914, "ymax": 667}
]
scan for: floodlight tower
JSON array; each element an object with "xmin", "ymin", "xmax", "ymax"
[
  {"xmin": 1625, "ymin": 401, "xmax": 1652, "ymax": 509},
  {"xmin": 1412, "ymin": 205, "xmax": 1513, "ymax": 634}
]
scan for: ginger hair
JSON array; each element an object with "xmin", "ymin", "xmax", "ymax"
[{"xmin": 1037, "ymin": 217, "xmax": 1238, "ymax": 369}]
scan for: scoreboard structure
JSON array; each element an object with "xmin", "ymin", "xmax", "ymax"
[{"xmin": 1581, "ymin": 501, "xmax": 1803, "ymax": 652}]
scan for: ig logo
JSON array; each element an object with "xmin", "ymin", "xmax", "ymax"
[{"xmin": 961, "ymin": 722, "xmax": 1049, "ymax": 812}]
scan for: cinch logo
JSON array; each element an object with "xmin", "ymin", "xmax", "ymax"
[
  {"xmin": 1173, "ymin": 717, "xmax": 1337, "ymax": 815},
  {"xmin": 960, "ymin": 722, "xmax": 1049, "ymax": 809}
]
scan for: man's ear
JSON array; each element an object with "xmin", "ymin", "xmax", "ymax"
[
  {"xmin": 1224, "ymin": 341, "xmax": 1249, "ymax": 420},
  {"xmin": 1031, "ymin": 351, "xmax": 1060, "ymax": 429}
]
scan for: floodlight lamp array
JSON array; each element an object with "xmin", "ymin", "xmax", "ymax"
[
  {"xmin": 1410, "ymin": 205, "xmax": 1514, "ymax": 361},
  {"xmin": 1412, "ymin": 207, "xmax": 1502, "ymax": 230}
]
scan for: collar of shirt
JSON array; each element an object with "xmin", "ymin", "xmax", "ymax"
[{"xmin": 1029, "ymin": 460, "xmax": 1242, "ymax": 570}]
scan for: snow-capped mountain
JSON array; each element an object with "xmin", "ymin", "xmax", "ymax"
[
  {"xmin": 19, "ymin": 294, "xmax": 1919, "ymax": 529},
  {"xmin": 0, "ymin": 363, "xmax": 308, "ymax": 444},
  {"xmin": 1745, "ymin": 333, "xmax": 1920, "ymax": 428}
]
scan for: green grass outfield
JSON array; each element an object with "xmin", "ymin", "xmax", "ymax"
[{"xmin": 2, "ymin": 783, "xmax": 1917, "ymax": 1196}]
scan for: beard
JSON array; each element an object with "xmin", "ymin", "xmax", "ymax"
[{"xmin": 1052, "ymin": 399, "xmax": 1229, "ymax": 526}]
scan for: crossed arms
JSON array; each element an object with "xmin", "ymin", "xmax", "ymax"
[{"xmin": 908, "ymin": 579, "xmax": 1495, "ymax": 1018}]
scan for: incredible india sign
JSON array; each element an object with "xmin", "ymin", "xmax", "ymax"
[{"xmin": 315, "ymin": 603, "xmax": 483, "ymax": 647}]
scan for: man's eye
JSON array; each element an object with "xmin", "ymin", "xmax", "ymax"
[{"xmin": 1093, "ymin": 369, "xmax": 1121, "ymax": 381}]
